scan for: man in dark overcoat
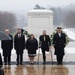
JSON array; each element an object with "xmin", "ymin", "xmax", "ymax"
[
  {"xmin": 53, "ymin": 27, "xmax": 67, "ymax": 65},
  {"xmin": 0, "ymin": 53, "xmax": 4, "ymax": 75},
  {"xmin": 0, "ymin": 53, "xmax": 3, "ymax": 66},
  {"xmin": 14, "ymin": 28, "xmax": 25, "ymax": 65},
  {"xmin": 39, "ymin": 30, "xmax": 51, "ymax": 64},
  {"xmin": 1, "ymin": 29, "xmax": 13, "ymax": 65}
]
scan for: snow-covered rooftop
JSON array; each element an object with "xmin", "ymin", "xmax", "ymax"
[{"xmin": 27, "ymin": 9, "xmax": 53, "ymax": 15}]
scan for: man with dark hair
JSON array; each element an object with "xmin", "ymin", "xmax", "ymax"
[
  {"xmin": 39, "ymin": 30, "xmax": 51, "ymax": 64},
  {"xmin": 53, "ymin": 27, "xmax": 67, "ymax": 65},
  {"xmin": 14, "ymin": 28, "xmax": 25, "ymax": 65}
]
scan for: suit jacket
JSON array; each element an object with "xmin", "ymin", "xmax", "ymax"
[
  {"xmin": 14, "ymin": 34, "xmax": 25, "ymax": 54},
  {"xmin": 1, "ymin": 34, "xmax": 13, "ymax": 56},
  {"xmin": 39, "ymin": 35, "xmax": 51, "ymax": 52},
  {"xmin": 53, "ymin": 32, "xmax": 66, "ymax": 56}
]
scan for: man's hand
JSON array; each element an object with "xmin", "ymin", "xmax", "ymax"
[{"xmin": 49, "ymin": 46, "xmax": 51, "ymax": 49}]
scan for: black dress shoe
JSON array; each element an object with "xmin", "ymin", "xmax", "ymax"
[
  {"xmin": 4, "ymin": 63, "xmax": 7, "ymax": 65},
  {"xmin": 8, "ymin": 63, "xmax": 11, "ymax": 65},
  {"xmin": 16, "ymin": 63, "xmax": 19, "ymax": 65},
  {"xmin": 20, "ymin": 63, "xmax": 23, "ymax": 65},
  {"xmin": 43, "ymin": 61, "xmax": 46, "ymax": 64},
  {"xmin": 57, "ymin": 62, "xmax": 63, "ymax": 65}
]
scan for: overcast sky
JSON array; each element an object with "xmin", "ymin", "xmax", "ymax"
[{"xmin": 0, "ymin": 0, "xmax": 75, "ymax": 12}]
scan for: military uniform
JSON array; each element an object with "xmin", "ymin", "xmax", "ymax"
[{"xmin": 53, "ymin": 32, "xmax": 66, "ymax": 64}]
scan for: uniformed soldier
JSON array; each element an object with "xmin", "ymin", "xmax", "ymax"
[{"xmin": 53, "ymin": 27, "xmax": 67, "ymax": 65}]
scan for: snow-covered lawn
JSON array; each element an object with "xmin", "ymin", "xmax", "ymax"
[{"xmin": 63, "ymin": 29, "xmax": 75, "ymax": 41}]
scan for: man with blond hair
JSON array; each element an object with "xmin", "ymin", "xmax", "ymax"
[{"xmin": 39, "ymin": 30, "xmax": 51, "ymax": 64}]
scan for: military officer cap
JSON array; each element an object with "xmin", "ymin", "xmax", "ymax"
[{"xmin": 57, "ymin": 27, "xmax": 62, "ymax": 29}]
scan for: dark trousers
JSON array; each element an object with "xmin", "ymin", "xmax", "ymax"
[
  {"xmin": 56, "ymin": 55, "xmax": 63, "ymax": 64},
  {"xmin": 42, "ymin": 50, "xmax": 46, "ymax": 62},
  {"xmin": 17, "ymin": 54, "xmax": 23, "ymax": 64},
  {"xmin": 4, "ymin": 56, "xmax": 11, "ymax": 64}
]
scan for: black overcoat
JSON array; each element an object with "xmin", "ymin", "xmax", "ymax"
[
  {"xmin": 53, "ymin": 32, "xmax": 66, "ymax": 56},
  {"xmin": 0, "ymin": 53, "xmax": 4, "ymax": 75},
  {"xmin": 0, "ymin": 53, "xmax": 3, "ymax": 66},
  {"xmin": 39, "ymin": 35, "xmax": 51, "ymax": 52},
  {"xmin": 14, "ymin": 34, "xmax": 25, "ymax": 54},
  {"xmin": 26, "ymin": 38, "xmax": 38, "ymax": 54},
  {"xmin": 1, "ymin": 34, "xmax": 13, "ymax": 56}
]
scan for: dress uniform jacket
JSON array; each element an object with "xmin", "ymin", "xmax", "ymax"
[
  {"xmin": 53, "ymin": 32, "xmax": 66, "ymax": 56},
  {"xmin": 39, "ymin": 35, "xmax": 51, "ymax": 52}
]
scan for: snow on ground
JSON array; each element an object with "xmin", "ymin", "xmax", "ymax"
[
  {"xmin": 65, "ymin": 47, "xmax": 75, "ymax": 54},
  {"xmin": 63, "ymin": 29, "xmax": 75, "ymax": 41}
]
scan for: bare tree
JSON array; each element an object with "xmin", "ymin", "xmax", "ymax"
[
  {"xmin": 0, "ymin": 11, "xmax": 16, "ymax": 33},
  {"xmin": 63, "ymin": 10, "xmax": 75, "ymax": 28},
  {"xmin": 34, "ymin": 4, "xmax": 45, "ymax": 9}
]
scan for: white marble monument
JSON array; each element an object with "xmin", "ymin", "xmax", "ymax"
[{"xmin": 27, "ymin": 9, "xmax": 53, "ymax": 38}]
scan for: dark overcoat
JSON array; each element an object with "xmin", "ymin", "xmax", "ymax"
[
  {"xmin": 0, "ymin": 53, "xmax": 3, "ymax": 66},
  {"xmin": 26, "ymin": 38, "xmax": 38, "ymax": 54},
  {"xmin": 1, "ymin": 34, "xmax": 13, "ymax": 56},
  {"xmin": 53, "ymin": 32, "xmax": 66, "ymax": 56},
  {"xmin": 39, "ymin": 35, "xmax": 51, "ymax": 52},
  {"xmin": 0, "ymin": 53, "xmax": 4, "ymax": 75},
  {"xmin": 14, "ymin": 34, "xmax": 25, "ymax": 54}
]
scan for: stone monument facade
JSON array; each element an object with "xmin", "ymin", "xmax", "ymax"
[{"xmin": 27, "ymin": 9, "xmax": 53, "ymax": 38}]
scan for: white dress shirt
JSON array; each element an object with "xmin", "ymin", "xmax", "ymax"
[
  {"xmin": 18, "ymin": 34, "xmax": 21, "ymax": 38},
  {"xmin": 58, "ymin": 33, "xmax": 61, "ymax": 37}
]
